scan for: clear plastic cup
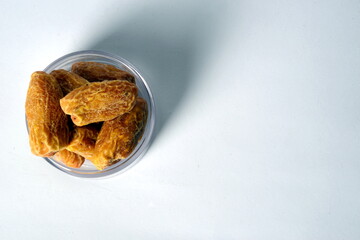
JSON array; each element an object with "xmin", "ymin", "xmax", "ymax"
[{"xmin": 34, "ymin": 50, "xmax": 156, "ymax": 178}]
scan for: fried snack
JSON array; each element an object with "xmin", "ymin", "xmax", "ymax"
[
  {"xmin": 60, "ymin": 80, "xmax": 138, "ymax": 126},
  {"xmin": 92, "ymin": 98, "xmax": 148, "ymax": 170},
  {"xmin": 53, "ymin": 149, "xmax": 85, "ymax": 168},
  {"xmin": 66, "ymin": 125, "xmax": 100, "ymax": 160},
  {"xmin": 25, "ymin": 71, "xmax": 69, "ymax": 156},
  {"xmin": 50, "ymin": 69, "xmax": 89, "ymax": 94},
  {"xmin": 71, "ymin": 61, "xmax": 135, "ymax": 83}
]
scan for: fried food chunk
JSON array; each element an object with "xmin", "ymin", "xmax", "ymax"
[
  {"xmin": 92, "ymin": 98, "xmax": 148, "ymax": 170},
  {"xmin": 25, "ymin": 71, "xmax": 69, "ymax": 156},
  {"xmin": 50, "ymin": 69, "xmax": 89, "ymax": 94},
  {"xmin": 60, "ymin": 80, "xmax": 138, "ymax": 126},
  {"xmin": 66, "ymin": 125, "xmax": 100, "ymax": 160},
  {"xmin": 71, "ymin": 61, "xmax": 135, "ymax": 83},
  {"xmin": 54, "ymin": 149, "xmax": 85, "ymax": 168}
]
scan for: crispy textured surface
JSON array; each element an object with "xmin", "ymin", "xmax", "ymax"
[
  {"xmin": 60, "ymin": 80, "xmax": 138, "ymax": 126},
  {"xmin": 71, "ymin": 61, "xmax": 135, "ymax": 83},
  {"xmin": 50, "ymin": 69, "xmax": 89, "ymax": 94},
  {"xmin": 25, "ymin": 71, "xmax": 69, "ymax": 156},
  {"xmin": 54, "ymin": 149, "xmax": 85, "ymax": 168},
  {"xmin": 66, "ymin": 125, "xmax": 100, "ymax": 159},
  {"xmin": 92, "ymin": 98, "xmax": 148, "ymax": 170}
]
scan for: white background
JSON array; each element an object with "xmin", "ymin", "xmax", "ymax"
[{"xmin": 1, "ymin": 0, "xmax": 359, "ymax": 239}]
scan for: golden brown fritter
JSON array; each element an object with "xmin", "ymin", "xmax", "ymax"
[
  {"xmin": 60, "ymin": 80, "xmax": 138, "ymax": 126},
  {"xmin": 92, "ymin": 98, "xmax": 147, "ymax": 170},
  {"xmin": 66, "ymin": 124, "xmax": 100, "ymax": 160},
  {"xmin": 25, "ymin": 71, "xmax": 69, "ymax": 156},
  {"xmin": 54, "ymin": 149, "xmax": 85, "ymax": 168},
  {"xmin": 71, "ymin": 61, "xmax": 135, "ymax": 83},
  {"xmin": 50, "ymin": 69, "xmax": 89, "ymax": 94}
]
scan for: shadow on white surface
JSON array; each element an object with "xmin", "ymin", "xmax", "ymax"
[{"xmin": 86, "ymin": 0, "xmax": 228, "ymax": 144}]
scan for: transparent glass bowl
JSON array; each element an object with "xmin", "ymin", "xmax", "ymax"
[{"xmin": 34, "ymin": 50, "xmax": 156, "ymax": 178}]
